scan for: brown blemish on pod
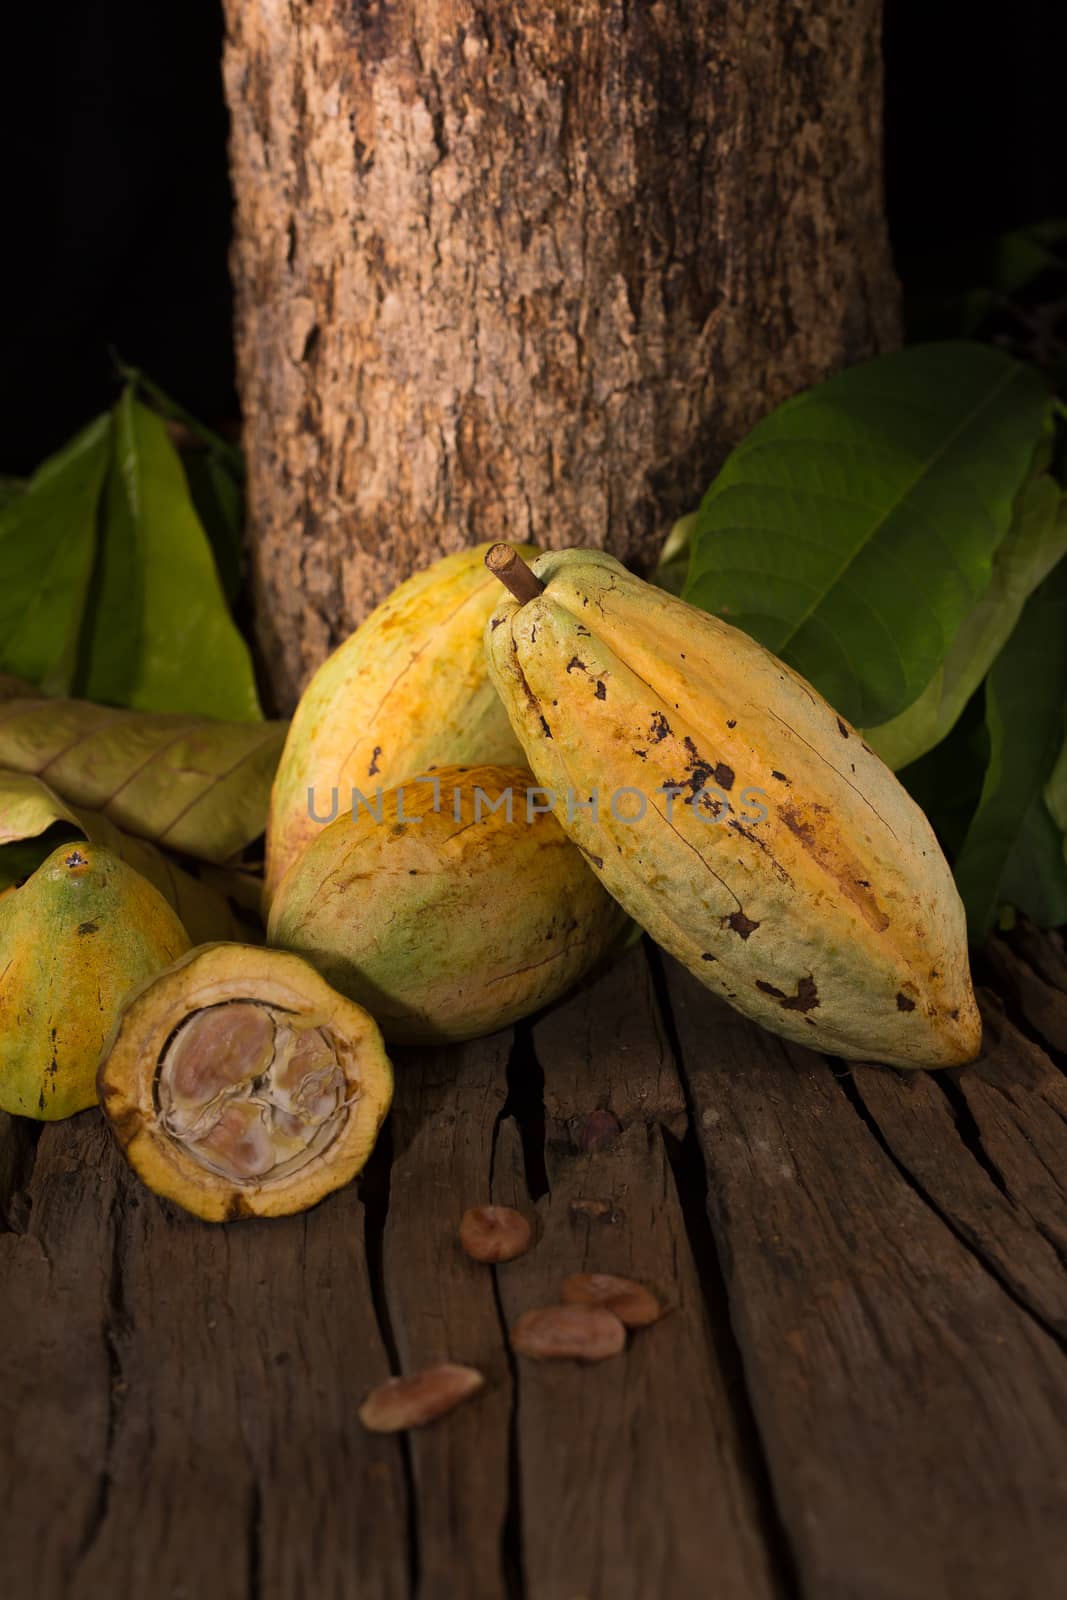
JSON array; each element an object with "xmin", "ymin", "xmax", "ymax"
[{"xmin": 755, "ymin": 975, "xmax": 819, "ymax": 1013}]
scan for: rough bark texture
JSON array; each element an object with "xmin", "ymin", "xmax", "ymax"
[{"xmin": 223, "ymin": 0, "xmax": 899, "ymax": 711}]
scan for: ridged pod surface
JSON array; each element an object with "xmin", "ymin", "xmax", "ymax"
[
  {"xmin": 265, "ymin": 541, "xmax": 536, "ymax": 903},
  {"xmin": 267, "ymin": 764, "xmax": 628, "ymax": 1043},
  {"xmin": 98, "ymin": 943, "xmax": 393, "ymax": 1221},
  {"xmin": 485, "ymin": 549, "xmax": 980, "ymax": 1070},
  {"xmin": 0, "ymin": 844, "xmax": 191, "ymax": 1120}
]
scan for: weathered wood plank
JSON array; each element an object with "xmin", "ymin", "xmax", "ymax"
[
  {"xmin": 538, "ymin": 945, "xmax": 687, "ymax": 1138},
  {"xmin": 951, "ymin": 996, "xmax": 1067, "ymax": 1261},
  {"xmin": 382, "ymin": 1035, "xmax": 515, "ymax": 1600},
  {"xmin": 667, "ymin": 959, "xmax": 1067, "ymax": 1600},
  {"xmin": 852, "ymin": 999, "xmax": 1067, "ymax": 1339},
  {"xmin": 1002, "ymin": 919, "xmax": 1067, "ymax": 994},
  {"xmin": 0, "ymin": 1115, "xmax": 123, "ymax": 1600},
  {"xmin": 494, "ymin": 948, "xmax": 781, "ymax": 1600},
  {"xmin": 59, "ymin": 1132, "xmax": 410, "ymax": 1599},
  {"xmin": 984, "ymin": 935, "xmax": 1067, "ymax": 1056}
]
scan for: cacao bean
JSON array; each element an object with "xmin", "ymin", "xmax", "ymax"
[
  {"xmin": 459, "ymin": 1204, "xmax": 533, "ymax": 1263},
  {"xmin": 560, "ymin": 1272, "xmax": 663, "ymax": 1328},
  {"xmin": 510, "ymin": 1304, "xmax": 626, "ymax": 1362},
  {"xmin": 359, "ymin": 1363, "xmax": 485, "ymax": 1432}
]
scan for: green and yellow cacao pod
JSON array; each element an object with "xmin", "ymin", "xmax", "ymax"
[
  {"xmin": 484, "ymin": 548, "xmax": 980, "ymax": 1070},
  {"xmin": 267, "ymin": 764, "xmax": 629, "ymax": 1043},
  {"xmin": 0, "ymin": 843, "xmax": 191, "ymax": 1119},
  {"xmin": 265, "ymin": 541, "xmax": 537, "ymax": 904},
  {"xmin": 98, "ymin": 943, "xmax": 393, "ymax": 1221}
]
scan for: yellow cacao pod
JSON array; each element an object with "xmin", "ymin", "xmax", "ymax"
[
  {"xmin": 0, "ymin": 843, "xmax": 191, "ymax": 1120},
  {"xmin": 265, "ymin": 541, "xmax": 536, "ymax": 903},
  {"xmin": 267, "ymin": 764, "xmax": 629, "ymax": 1043},
  {"xmin": 484, "ymin": 548, "xmax": 980, "ymax": 1070},
  {"xmin": 98, "ymin": 943, "xmax": 394, "ymax": 1221}
]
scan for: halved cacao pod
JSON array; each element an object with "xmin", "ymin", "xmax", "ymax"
[
  {"xmin": 0, "ymin": 843, "xmax": 191, "ymax": 1120},
  {"xmin": 267, "ymin": 764, "xmax": 629, "ymax": 1043},
  {"xmin": 485, "ymin": 547, "xmax": 981, "ymax": 1070},
  {"xmin": 98, "ymin": 943, "xmax": 394, "ymax": 1221},
  {"xmin": 265, "ymin": 540, "xmax": 537, "ymax": 904}
]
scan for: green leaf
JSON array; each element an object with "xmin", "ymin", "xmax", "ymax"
[
  {"xmin": 996, "ymin": 796, "xmax": 1067, "ymax": 932},
  {"xmin": 114, "ymin": 360, "xmax": 244, "ymax": 480},
  {"xmin": 866, "ymin": 473, "xmax": 1067, "ymax": 769},
  {"xmin": 78, "ymin": 389, "xmax": 262, "ymax": 720},
  {"xmin": 652, "ymin": 512, "xmax": 697, "ymax": 597},
  {"xmin": 0, "ymin": 692, "xmax": 286, "ymax": 865},
  {"xmin": 1046, "ymin": 730, "xmax": 1067, "ymax": 841},
  {"xmin": 898, "ymin": 686, "xmax": 990, "ymax": 861},
  {"xmin": 182, "ymin": 450, "xmax": 243, "ymax": 605},
  {"xmin": 684, "ymin": 343, "xmax": 1052, "ymax": 727},
  {"xmin": 0, "ymin": 416, "xmax": 110, "ymax": 694},
  {"xmin": 953, "ymin": 559, "xmax": 1067, "ymax": 940}
]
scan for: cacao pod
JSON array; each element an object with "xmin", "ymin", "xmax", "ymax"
[
  {"xmin": 265, "ymin": 541, "xmax": 537, "ymax": 904},
  {"xmin": 484, "ymin": 548, "xmax": 980, "ymax": 1070},
  {"xmin": 0, "ymin": 843, "xmax": 191, "ymax": 1120},
  {"xmin": 97, "ymin": 943, "xmax": 393, "ymax": 1221},
  {"xmin": 267, "ymin": 764, "xmax": 629, "ymax": 1043}
]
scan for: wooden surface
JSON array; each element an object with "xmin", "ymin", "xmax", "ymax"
[{"xmin": 2, "ymin": 927, "xmax": 1066, "ymax": 1600}]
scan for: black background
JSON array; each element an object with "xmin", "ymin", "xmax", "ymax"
[{"xmin": 4, "ymin": 2, "xmax": 1065, "ymax": 474}]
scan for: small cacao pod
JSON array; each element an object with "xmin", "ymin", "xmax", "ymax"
[
  {"xmin": 267, "ymin": 764, "xmax": 629, "ymax": 1043},
  {"xmin": 0, "ymin": 843, "xmax": 191, "ymax": 1120},
  {"xmin": 265, "ymin": 541, "xmax": 537, "ymax": 904},
  {"xmin": 97, "ymin": 943, "xmax": 394, "ymax": 1221},
  {"xmin": 484, "ymin": 547, "xmax": 980, "ymax": 1070}
]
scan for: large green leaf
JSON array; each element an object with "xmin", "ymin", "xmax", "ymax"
[
  {"xmin": 953, "ymin": 559, "xmax": 1067, "ymax": 940},
  {"xmin": 183, "ymin": 451, "xmax": 243, "ymax": 605},
  {"xmin": 0, "ymin": 771, "xmax": 246, "ymax": 941},
  {"xmin": 898, "ymin": 687, "xmax": 991, "ymax": 862},
  {"xmin": 866, "ymin": 473, "xmax": 1067, "ymax": 769},
  {"xmin": 1046, "ymin": 730, "xmax": 1067, "ymax": 845},
  {"xmin": 0, "ymin": 694, "xmax": 286, "ymax": 864},
  {"xmin": 684, "ymin": 343, "xmax": 1052, "ymax": 727},
  {"xmin": 996, "ymin": 797, "xmax": 1067, "ymax": 933},
  {"xmin": 78, "ymin": 389, "xmax": 261, "ymax": 720},
  {"xmin": 116, "ymin": 360, "xmax": 245, "ymax": 481},
  {"xmin": 0, "ymin": 416, "xmax": 110, "ymax": 694}
]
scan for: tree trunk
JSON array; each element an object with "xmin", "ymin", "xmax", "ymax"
[{"xmin": 223, "ymin": 1, "xmax": 899, "ymax": 712}]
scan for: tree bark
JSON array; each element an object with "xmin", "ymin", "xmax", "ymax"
[{"xmin": 223, "ymin": 0, "xmax": 899, "ymax": 712}]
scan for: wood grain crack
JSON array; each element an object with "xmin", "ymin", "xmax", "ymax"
[
  {"xmin": 360, "ymin": 1124, "xmax": 420, "ymax": 1597},
  {"xmin": 838, "ymin": 1067, "xmax": 1067, "ymax": 1353}
]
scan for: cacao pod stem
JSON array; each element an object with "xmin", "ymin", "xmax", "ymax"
[{"xmin": 486, "ymin": 543, "xmax": 544, "ymax": 605}]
